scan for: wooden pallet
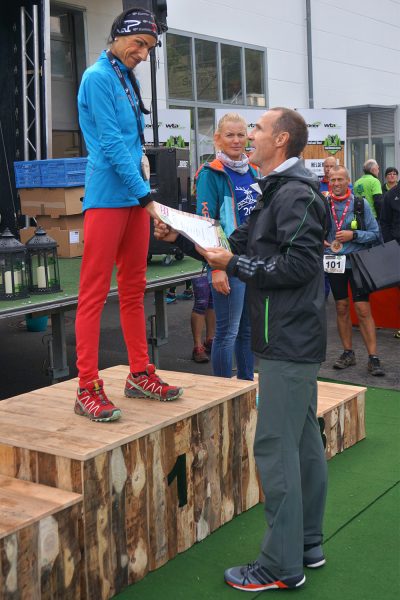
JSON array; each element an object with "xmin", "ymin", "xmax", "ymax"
[
  {"xmin": 0, "ymin": 367, "xmax": 366, "ymax": 599},
  {"xmin": 317, "ymin": 380, "xmax": 366, "ymax": 459},
  {"xmin": 0, "ymin": 475, "xmax": 82, "ymax": 599}
]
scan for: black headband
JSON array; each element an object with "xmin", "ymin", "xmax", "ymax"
[{"xmin": 114, "ymin": 9, "xmax": 158, "ymax": 40}]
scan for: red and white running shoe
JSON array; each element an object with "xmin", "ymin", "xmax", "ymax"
[
  {"xmin": 125, "ymin": 364, "xmax": 183, "ymax": 402},
  {"xmin": 75, "ymin": 379, "xmax": 121, "ymax": 422}
]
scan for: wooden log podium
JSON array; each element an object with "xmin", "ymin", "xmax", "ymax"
[{"xmin": 0, "ymin": 368, "xmax": 366, "ymax": 599}]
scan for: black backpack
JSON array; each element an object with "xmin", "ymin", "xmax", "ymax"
[{"xmin": 353, "ymin": 196, "xmax": 366, "ymax": 230}]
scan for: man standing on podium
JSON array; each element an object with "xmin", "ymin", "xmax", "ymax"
[{"xmin": 155, "ymin": 107, "xmax": 328, "ymax": 592}]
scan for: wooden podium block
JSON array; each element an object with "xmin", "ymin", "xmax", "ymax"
[
  {"xmin": 317, "ymin": 381, "xmax": 366, "ymax": 459},
  {"xmin": 0, "ymin": 369, "xmax": 366, "ymax": 599},
  {"xmin": 0, "ymin": 475, "xmax": 82, "ymax": 599},
  {"xmin": 0, "ymin": 369, "xmax": 258, "ymax": 598}
]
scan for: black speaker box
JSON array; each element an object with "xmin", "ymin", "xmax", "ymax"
[{"xmin": 146, "ymin": 147, "xmax": 191, "ymax": 263}]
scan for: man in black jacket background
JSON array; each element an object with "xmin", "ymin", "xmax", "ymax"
[
  {"xmin": 380, "ymin": 181, "xmax": 400, "ymax": 244},
  {"xmin": 154, "ymin": 108, "xmax": 328, "ymax": 592}
]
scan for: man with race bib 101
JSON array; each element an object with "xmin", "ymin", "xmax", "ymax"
[{"xmin": 324, "ymin": 165, "xmax": 385, "ymax": 376}]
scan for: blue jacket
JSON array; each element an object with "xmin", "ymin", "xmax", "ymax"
[
  {"xmin": 324, "ymin": 194, "xmax": 380, "ymax": 267},
  {"xmin": 77, "ymin": 51, "xmax": 150, "ymax": 211},
  {"xmin": 195, "ymin": 159, "xmax": 260, "ymax": 237}
]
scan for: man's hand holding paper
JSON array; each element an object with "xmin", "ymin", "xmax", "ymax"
[
  {"xmin": 153, "ymin": 202, "xmax": 230, "ymax": 250},
  {"xmin": 196, "ymin": 246, "xmax": 234, "ymax": 271}
]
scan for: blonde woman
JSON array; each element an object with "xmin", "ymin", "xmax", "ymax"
[{"xmin": 194, "ymin": 113, "xmax": 260, "ymax": 379}]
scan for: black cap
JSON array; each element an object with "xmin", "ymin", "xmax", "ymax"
[{"xmin": 112, "ymin": 8, "xmax": 158, "ymax": 40}]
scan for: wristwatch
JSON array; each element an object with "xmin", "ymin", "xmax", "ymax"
[{"xmin": 352, "ymin": 231, "xmax": 358, "ymax": 241}]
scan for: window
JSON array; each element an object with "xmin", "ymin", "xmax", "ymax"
[
  {"xmin": 50, "ymin": 13, "xmax": 70, "ymax": 36},
  {"xmin": 167, "ymin": 34, "xmax": 193, "ymax": 100},
  {"xmin": 166, "ymin": 32, "xmax": 267, "ymax": 170},
  {"xmin": 167, "ymin": 32, "xmax": 266, "ymax": 107},
  {"xmin": 169, "ymin": 104, "xmax": 197, "ymax": 177},
  {"xmin": 50, "ymin": 5, "xmax": 85, "ymax": 157},
  {"xmin": 198, "ymin": 108, "xmax": 215, "ymax": 164},
  {"xmin": 349, "ymin": 139, "xmax": 368, "ymax": 183},
  {"xmin": 245, "ymin": 49, "xmax": 266, "ymax": 107},
  {"xmin": 347, "ymin": 108, "xmax": 396, "ymax": 181},
  {"xmin": 221, "ymin": 44, "xmax": 242, "ymax": 104},
  {"xmin": 373, "ymin": 136, "xmax": 395, "ymax": 177},
  {"xmin": 195, "ymin": 39, "xmax": 218, "ymax": 102},
  {"xmin": 51, "ymin": 40, "xmax": 73, "ymax": 78}
]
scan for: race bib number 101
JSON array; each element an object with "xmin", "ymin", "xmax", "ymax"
[{"xmin": 323, "ymin": 254, "xmax": 346, "ymax": 274}]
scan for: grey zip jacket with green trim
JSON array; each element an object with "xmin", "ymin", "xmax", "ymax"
[{"xmin": 226, "ymin": 159, "xmax": 327, "ymax": 363}]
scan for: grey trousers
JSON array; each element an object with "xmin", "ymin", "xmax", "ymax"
[{"xmin": 255, "ymin": 359, "xmax": 328, "ymax": 578}]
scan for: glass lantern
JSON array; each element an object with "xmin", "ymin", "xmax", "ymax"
[
  {"xmin": 0, "ymin": 228, "xmax": 29, "ymax": 300},
  {"xmin": 26, "ymin": 227, "xmax": 62, "ymax": 294}
]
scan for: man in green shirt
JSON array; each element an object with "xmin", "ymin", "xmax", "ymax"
[{"xmin": 354, "ymin": 159, "xmax": 383, "ymax": 218}]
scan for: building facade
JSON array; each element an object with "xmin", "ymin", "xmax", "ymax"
[{"xmin": 0, "ymin": 0, "xmax": 399, "ymax": 230}]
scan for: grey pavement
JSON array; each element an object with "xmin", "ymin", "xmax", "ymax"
[{"xmin": 0, "ymin": 287, "xmax": 398, "ymax": 402}]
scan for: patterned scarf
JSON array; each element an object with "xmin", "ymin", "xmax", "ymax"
[{"xmin": 216, "ymin": 151, "xmax": 249, "ymax": 174}]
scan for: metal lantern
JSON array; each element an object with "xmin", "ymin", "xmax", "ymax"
[
  {"xmin": 0, "ymin": 228, "xmax": 29, "ymax": 300},
  {"xmin": 26, "ymin": 227, "xmax": 61, "ymax": 294}
]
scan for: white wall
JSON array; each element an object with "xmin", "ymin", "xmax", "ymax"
[
  {"xmin": 165, "ymin": 0, "xmax": 310, "ymax": 108},
  {"xmin": 311, "ymin": 0, "xmax": 400, "ymax": 107},
  {"xmin": 67, "ymin": 0, "xmax": 400, "ymax": 110},
  {"xmin": 160, "ymin": 0, "xmax": 400, "ymax": 110}
]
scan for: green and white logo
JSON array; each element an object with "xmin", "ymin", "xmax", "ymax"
[
  {"xmin": 165, "ymin": 135, "xmax": 186, "ymax": 148},
  {"xmin": 323, "ymin": 134, "xmax": 342, "ymax": 155}
]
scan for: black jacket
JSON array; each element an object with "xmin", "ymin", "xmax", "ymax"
[
  {"xmin": 177, "ymin": 159, "xmax": 327, "ymax": 363},
  {"xmin": 380, "ymin": 183, "xmax": 400, "ymax": 243},
  {"xmin": 226, "ymin": 160, "xmax": 327, "ymax": 363}
]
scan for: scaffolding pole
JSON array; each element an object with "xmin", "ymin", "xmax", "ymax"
[{"xmin": 20, "ymin": 4, "xmax": 41, "ymax": 161}]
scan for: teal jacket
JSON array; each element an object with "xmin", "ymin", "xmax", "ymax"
[
  {"xmin": 195, "ymin": 159, "xmax": 260, "ymax": 237},
  {"xmin": 77, "ymin": 51, "xmax": 150, "ymax": 211}
]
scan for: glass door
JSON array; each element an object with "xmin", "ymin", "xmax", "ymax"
[{"xmin": 50, "ymin": 4, "xmax": 85, "ymax": 157}]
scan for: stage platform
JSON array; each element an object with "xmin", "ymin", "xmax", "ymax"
[{"xmin": 0, "ymin": 367, "xmax": 366, "ymax": 599}]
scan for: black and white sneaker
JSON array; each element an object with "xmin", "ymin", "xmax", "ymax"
[
  {"xmin": 224, "ymin": 561, "xmax": 305, "ymax": 592},
  {"xmin": 304, "ymin": 544, "xmax": 326, "ymax": 568}
]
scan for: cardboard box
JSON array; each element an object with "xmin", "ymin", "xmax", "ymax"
[
  {"xmin": 20, "ymin": 227, "xmax": 38, "ymax": 245},
  {"xmin": 36, "ymin": 214, "xmax": 84, "ymax": 230},
  {"xmin": 18, "ymin": 187, "xmax": 84, "ymax": 218},
  {"xmin": 20, "ymin": 227, "xmax": 84, "ymax": 258}
]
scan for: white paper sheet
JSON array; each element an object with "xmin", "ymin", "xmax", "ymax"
[{"xmin": 154, "ymin": 202, "xmax": 230, "ymax": 250}]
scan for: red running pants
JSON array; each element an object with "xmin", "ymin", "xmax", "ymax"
[{"xmin": 75, "ymin": 206, "xmax": 150, "ymax": 387}]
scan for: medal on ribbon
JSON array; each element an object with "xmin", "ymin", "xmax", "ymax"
[
  {"xmin": 330, "ymin": 240, "xmax": 344, "ymax": 253},
  {"xmin": 329, "ymin": 193, "xmax": 352, "ymax": 255}
]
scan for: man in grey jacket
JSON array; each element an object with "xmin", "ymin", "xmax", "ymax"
[{"xmin": 155, "ymin": 107, "xmax": 328, "ymax": 592}]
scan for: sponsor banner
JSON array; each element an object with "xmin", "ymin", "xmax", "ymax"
[
  {"xmin": 296, "ymin": 108, "xmax": 346, "ymax": 149},
  {"xmin": 144, "ymin": 109, "xmax": 191, "ymax": 147},
  {"xmin": 297, "ymin": 108, "xmax": 346, "ymax": 177},
  {"xmin": 304, "ymin": 158, "xmax": 339, "ymax": 178},
  {"xmin": 215, "ymin": 107, "xmax": 346, "ymax": 176}
]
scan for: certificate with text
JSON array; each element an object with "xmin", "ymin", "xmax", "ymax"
[{"xmin": 154, "ymin": 202, "xmax": 230, "ymax": 250}]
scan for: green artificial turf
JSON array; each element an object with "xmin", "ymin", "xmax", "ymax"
[{"xmin": 113, "ymin": 387, "xmax": 400, "ymax": 600}]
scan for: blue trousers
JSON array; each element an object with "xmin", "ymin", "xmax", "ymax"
[{"xmin": 207, "ymin": 270, "xmax": 254, "ymax": 380}]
